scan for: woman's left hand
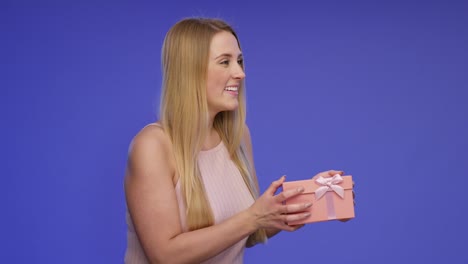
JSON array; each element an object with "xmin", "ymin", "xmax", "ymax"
[{"xmin": 311, "ymin": 170, "xmax": 344, "ymax": 180}]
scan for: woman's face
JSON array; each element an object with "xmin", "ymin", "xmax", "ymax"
[{"xmin": 206, "ymin": 31, "xmax": 245, "ymax": 117}]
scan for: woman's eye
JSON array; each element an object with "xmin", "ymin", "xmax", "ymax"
[
  {"xmin": 220, "ymin": 60, "xmax": 229, "ymax": 65},
  {"xmin": 237, "ymin": 59, "xmax": 243, "ymax": 65}
]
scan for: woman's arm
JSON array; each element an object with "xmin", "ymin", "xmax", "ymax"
[
  {"xmin": 125, "ymin": 125, "xmax": 310, "ymax": 263},
  {"xmin": 125, "ymin": 126, "xmax": 256, "ymax": 263}
]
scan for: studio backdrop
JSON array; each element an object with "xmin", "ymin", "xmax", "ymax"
[{"xmin": 2, "ymin": 1, "xmax": 468, "ymax": 263}]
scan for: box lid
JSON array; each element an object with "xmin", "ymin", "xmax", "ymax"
[{"xmin": 282, "ymin": 175, "xmax": 353, "ymax": 194}]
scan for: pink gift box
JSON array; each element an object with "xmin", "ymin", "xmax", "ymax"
[{"xmin": 282, "ymin": 175, "xmax": 355, "ymax": 225}]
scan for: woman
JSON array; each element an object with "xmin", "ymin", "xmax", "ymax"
[{"xmin": 124, "ymin": 17, "xmax": 345, "ymax": 263}]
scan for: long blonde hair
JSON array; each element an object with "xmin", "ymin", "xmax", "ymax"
[{"xmin": 159, "ymin": 18, "xmax": 266, "ymax": 245}]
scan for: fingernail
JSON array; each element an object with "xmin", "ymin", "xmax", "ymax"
[
  {"xmin": 305, "ymin": 202, "xmax": 313, "ymax": 208},
  {"xmin": 304, "ymin": 213, "xmax": 311, "ymax": 217},
  {"xmin": 297, "ymin": 187, "xmax": 304, "ymax": 192}
]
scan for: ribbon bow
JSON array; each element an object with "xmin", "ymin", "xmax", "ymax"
[{"xmin": 315, "ymin": 174, "xmax": 345, "ymax": 200}]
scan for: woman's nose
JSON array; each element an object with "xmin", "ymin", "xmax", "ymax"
[{"xmin": 232, "ymin": 64, "xmax": 246, "ymax": 79}]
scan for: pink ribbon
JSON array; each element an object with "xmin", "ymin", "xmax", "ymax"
[{"xmin": 314, "ymin": 174, "xmax": 345, "ymax": 200}]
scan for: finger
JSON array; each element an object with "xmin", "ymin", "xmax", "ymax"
[
  {"xmin": 275, "ymin": 220, "xmax": 301, "ymax": 232},
  {"xmin": 283, "ymin": 212, "xmax": 311, "ymax": 223},
  {"xmin": 312, "ymin": 170, "xmax": 344, "ymax": 180},
  {"xmin": 266, "ymin": 175, "xmax": 286, "ymax": 195},
  {"xmin": 268, "ymin": 220, "xmax": 295, "ymax": 232},
  {"xmin": 288, "ymin": 224, "xmax": 306, "ymax": 231},
  {"xmin": 279, "ymin": 202, "xmax": 313, "ymax": 214},
  {"xmin": 277, "ymin": 223, "xmax": 296, "ymax": 232},
  {"xmin": 274, "ymin": 186, "xmax": 304, "ymax": 202},
  {"xmin": 328, "ymin": 170, "xmax": 344, "ymax": 176}
]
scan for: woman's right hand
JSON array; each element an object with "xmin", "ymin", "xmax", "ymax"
[{"xmin": 248, "ymin": 176, "xmax": 312, "ymax": 232}]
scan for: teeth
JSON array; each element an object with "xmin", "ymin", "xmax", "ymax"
[{"xmin": 225, "ymin": 86, "xmax": 238, "ymax": 91}]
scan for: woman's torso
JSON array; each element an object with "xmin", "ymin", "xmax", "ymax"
[{"xmin": 125, "ymin": 123, "xmax": 254, "ymax": 263}]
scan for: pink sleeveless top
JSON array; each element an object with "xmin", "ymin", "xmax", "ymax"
[{"xmin": 125, "ymin": 134, "xmax": 254, "ymax": 263}]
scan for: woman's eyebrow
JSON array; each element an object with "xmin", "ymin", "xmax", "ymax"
[{"xmin": 214, "ymin": 53, "xmax": 243, "ymax": 59}]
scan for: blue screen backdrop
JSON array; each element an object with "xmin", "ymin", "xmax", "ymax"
[{"xmin": 2, "ymin": 0, "xmax": 468, "ymax": 263}]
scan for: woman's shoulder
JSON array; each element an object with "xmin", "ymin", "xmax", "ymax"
[
  {"xmin": 128, "ymin": 122, "xmax": 173, "ymax": 163},
  {"xmin": 133, "ymin": 121, "xmax": 165, "ymax": 140}
]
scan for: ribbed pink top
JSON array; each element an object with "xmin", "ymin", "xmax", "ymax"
[{"xmin": 125, "ymin": 140, "xmax": 254, "ymax": 263}]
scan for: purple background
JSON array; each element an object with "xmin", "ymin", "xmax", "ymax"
[{"xmin": 2, "ymin": 0, "xmax": 468, "ymax": 263}]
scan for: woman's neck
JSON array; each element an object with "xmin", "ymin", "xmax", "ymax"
[
  {"xmin": 202, "ymin": 127, "xmax": 221, "ymax": 150},
  {"xmin": 202, "ymin": 114, "xmax": 221, "ymax": 150}
]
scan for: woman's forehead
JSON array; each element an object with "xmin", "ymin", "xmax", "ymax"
[{"xmin": 210, "ymin": 31, "xmax": 241, "ymax": 58}]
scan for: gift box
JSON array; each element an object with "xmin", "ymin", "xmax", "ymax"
[{"xmin": 282, "ymin": 174, "xmax": 354, "ymax": 225}]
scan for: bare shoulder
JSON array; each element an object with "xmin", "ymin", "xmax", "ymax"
[
  {"xmin": 126, "ymin": 123, "xmax": 175, "ymax": 182},
  {"xmin": 129, "ymin": 123, "xmax": 170, "ymax": 153}
]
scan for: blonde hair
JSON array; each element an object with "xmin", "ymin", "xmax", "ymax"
[{"xmin": 159, "ymin": 18, "xmax": 266, "ymax": 245}]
